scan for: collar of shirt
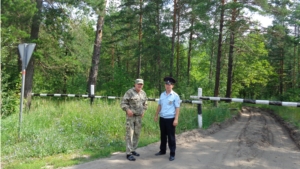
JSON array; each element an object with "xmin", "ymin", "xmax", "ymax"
[
  {"xmin": 163, "ymin": 90, "xmax": 174, "ymax": 96},
  {"xmin": 132, "ymin": 87, "xmax": 141, "ymax": 93}
]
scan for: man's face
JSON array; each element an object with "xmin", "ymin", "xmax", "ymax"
[
  {"xmin": 135, "ymin": 83, "xmax": 144, "ymax": 92},
  {"xmin": 164, "ymin": 83, "xmax": 173, "ymax": 90}
]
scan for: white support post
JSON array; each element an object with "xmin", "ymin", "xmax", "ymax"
[
  {"xmin": 90, "ymin": 85, "xmax": 95, "ymax": 105},
  {"xmin": 198, "ymin": 88, "xmax": 203, "ymax": 128},
  {"xmin": 90, "ymin": 85, "xmax": 94, "ymax": 95}
]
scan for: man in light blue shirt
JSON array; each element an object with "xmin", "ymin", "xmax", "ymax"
[{"xmin": 154, "ymin": 77, "xmax": 180, "ymax": 161}]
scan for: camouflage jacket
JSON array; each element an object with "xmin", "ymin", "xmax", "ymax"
[{"xmin": 120, "ymin": 88, "xmax": 148, "ymax": 115}]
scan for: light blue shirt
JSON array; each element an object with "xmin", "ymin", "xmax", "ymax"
[{"xmin": 158, "ymin": 90, "xmax": 181, "ymax": 119}]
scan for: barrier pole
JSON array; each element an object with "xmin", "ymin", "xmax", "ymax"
[
  {"xmin": 90, "ymin": 85, "xmax": 94, "ymax": 105},
  {"xmin": 197, "ymin": 88, "xmax": 203, "ymax": 128}
]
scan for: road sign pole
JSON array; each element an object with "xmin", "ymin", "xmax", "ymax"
[
  {"xmin": 19, "ymin": 69, "xmax": 26, "ymax": 139},
  {"xmin": 18, "ymin": 43, "xmax": 35, "ymax": 139},
  {"xmin": 19, "ymin": 44, "xmax": 28, "ymax": 140}
]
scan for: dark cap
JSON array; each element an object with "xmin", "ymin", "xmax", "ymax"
[{"xmin": 164, "ymin": 77, "xmax": 176, "ymax": 85}]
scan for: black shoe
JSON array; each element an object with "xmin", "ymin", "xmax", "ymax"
[
  {"xmin": 131, "ymin": 151, "xmax": 140, "ymax": 156},
  {"xmin": 155, "ymin": 151, "xmax": 166, "ymax": 156},
  {"xmin": 169, "ymin": 156, "xmax": 175, "ymax": 161},
  {"xmin": 127, "ymin": 155, "xmax": 136, "ymax": 161}
]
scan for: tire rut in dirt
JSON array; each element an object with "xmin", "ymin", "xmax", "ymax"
[{"xmin": 236, "ymin": 107, "xmax": 274, "ymax": 162}]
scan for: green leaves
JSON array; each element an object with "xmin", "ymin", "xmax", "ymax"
[
  {"xmin": 1, "ymin": 0, "xmax": 300, "ymax": 116},
  {"xmin": 232, "ymin": 33, "xmax": 274, "ymax": 97}
]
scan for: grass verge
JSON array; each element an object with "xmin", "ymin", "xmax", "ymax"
[
  {"xmin": 1, "ymin": 98, "xmax": 240, "ymax": 169},
  {"xmin": 258, "ymin": 104, "xmax": 300, "ymax": 129}
]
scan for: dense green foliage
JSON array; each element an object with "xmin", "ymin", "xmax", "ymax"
[{"xmin": 2, "ymin": 0, "xmax": 300, "ymax": 117}]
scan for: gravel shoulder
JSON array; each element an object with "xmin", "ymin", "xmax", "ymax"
[{"xmin": 61, "ymin": 107, "xmax": 300, "ymax": 169}]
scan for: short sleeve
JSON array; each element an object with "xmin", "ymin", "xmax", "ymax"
[{"xmin": 174, "ymin": 95, "xmax": 180, "ymax": 108}]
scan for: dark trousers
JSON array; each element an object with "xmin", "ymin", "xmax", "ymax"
[{"xmin": 159, "ymin": 117, "xmax": 176, "ymax": 156}]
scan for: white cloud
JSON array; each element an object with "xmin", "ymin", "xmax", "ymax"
[{"xmin": 251, "ymin": 14, "xmax": 273, "ymax": 27}]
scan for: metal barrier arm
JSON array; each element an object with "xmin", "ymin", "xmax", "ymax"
[
  {"xmin": 31, "ymin": 89, "xmax": 299, "ymax": 130},
  {"xmin": 32, "ymin": 93, "xmax": 300, "ymax": 107},
  {"xmin": 189, "ymin": 96, "xmax": 300, "ymax": 107}
]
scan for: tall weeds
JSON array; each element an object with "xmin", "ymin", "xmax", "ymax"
[{"xmin": 1, "ymin": 98, "xmax": 238, "ymax": 168}]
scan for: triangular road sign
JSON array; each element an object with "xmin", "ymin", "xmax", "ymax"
[
  {"xmin": 18, "ymin": 44, "xmax": 25, "ymax": 62},
  {"xmin": 18, "ymin": 43, "xmax": 36, "ymax": 69},
  {"xmin": 26, "ymin": 43, "xmax": 36, "ymax": 68}
]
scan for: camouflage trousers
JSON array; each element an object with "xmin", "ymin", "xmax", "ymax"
[{"xmin": 126, "ymin": 115, "xmax": 142, "ymax": 155}]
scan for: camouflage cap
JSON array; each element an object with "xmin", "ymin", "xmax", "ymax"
[{"xmin": 135, "ymin": 79, "xmax": 144, "ymax": 84}]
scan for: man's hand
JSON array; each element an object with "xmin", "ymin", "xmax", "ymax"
[
  {"xmin": 126, "ymin": 109, "xmax": 134, "ymax": 117},
  {"xmin": 154, "ymin": 114, "xmax": 158, "ymax": 122},
  {"xmin": 173, "ymin": 119, "xmax": 178, "ymax": 126}
]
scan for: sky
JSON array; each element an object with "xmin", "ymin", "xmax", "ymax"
[
  {"xmin": 250, "ymin": 13, "xmax": 273, "ymax": 28},
  {"xmin": 102, "ymin": 0, "xmax": 274, "ymax": 30}
]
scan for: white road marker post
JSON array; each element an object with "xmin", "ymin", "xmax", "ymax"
[
  {"xmin": 90, "ymin": 85, "xmax": 95, "ymax": 105},
  {"xmin": 197, "ymin": 88, "xmax": 203, "ymax": 128}
]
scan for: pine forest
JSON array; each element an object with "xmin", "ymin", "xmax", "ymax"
[{"xmin": 2, "ymin": 0, "xmax": 300, "ymax": 116}]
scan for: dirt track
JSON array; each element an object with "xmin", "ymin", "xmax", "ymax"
[{"xmin": 61, "ymin": 107, "xmax": 300, "ymax": 169}]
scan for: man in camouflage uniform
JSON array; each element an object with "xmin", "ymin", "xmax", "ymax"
[{"xmin": 120, "ymin": 79, "xmax": 148, "ymax": 161}]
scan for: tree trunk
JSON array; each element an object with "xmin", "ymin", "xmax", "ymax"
[
  {"xmin": 176, "ymin": 0, "xmax": 180, "ymax": 80},
  {"xmin": 87, "ymin": 13, "xmax": 105, "ymax": 93},
  {"xmin": 213, "ymin": 0, "xmax": 225, "ymax": 106},
  {"xmin": 279, "ymin": 48, "xmax": 284, "ymax": 95},
  {"xmin": 137, "ymin": 0, "xmax": 143, "ymax": 78},
  {"xmin": 209, "ymin": 11, "xmax": 219, "ymax": 85},
  {"xmin": 225, "ymin": 0, "xmax": 237, "ymax": 98},
  {"xmin": 187, "ymin": 16, "xmax": 194, "ymax": 85},
  {"xmin": 156, "ymin": 1, "xmax": 162, "ymax": 94},
  {"xmin": 170, "ymin": 0, "xmax": 177, "ymax": 77},
  {"xmin": 209, "ymin": 29, "xmax": 217, "ymax": 85},
  {"xmin": 298, "ymin": 26, "xmax": 300, "ymax": 88},
  {"xmin": 225, "ymin": 33, "xmax": 234, "ymax": 98},
  {"xmin": 111, "ymin": 38, "xmax": 115, "ymax": 68},
  {"xmin": 293, "ymin": 24, "xmax": 297, "ymax": 88},
  {"xmin": 209, "ymin": 40, "xmax": 215, "ymax": 84},
  {"xmin": 25, "ymin": 0, "xmax": 43, "ymax": 109}
]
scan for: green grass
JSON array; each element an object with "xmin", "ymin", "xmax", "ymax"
[
  {"xmin": 202, "ymin": 102, "xmax": 241, "ymax": 129},
  {"xmin": 0, "ymin": 98, "xmax": 239, "ymax": 169},
  {"xmin": 259, "ymin": 104, "xmax": 300, "ymax": 129},
  {"xmin": 276, "ymin": 107, "xmax": 300, "ymax": 128}
]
